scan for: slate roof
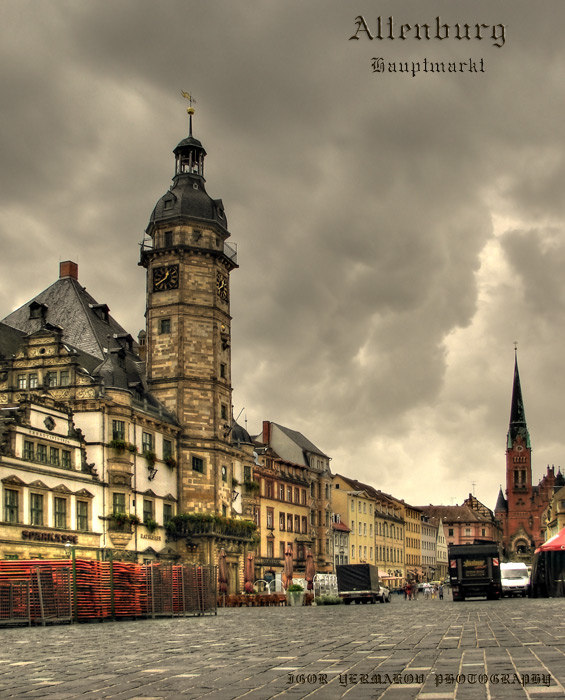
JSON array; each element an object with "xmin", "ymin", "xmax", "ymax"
[
  {"xmin": 0, "ymin": 271, "xmax": 177, "ymax": 426},
  {"xmin": 418, "ymin": 504, "xmax": 493, "ymax": 524},
  {"xmin": 230, "ymin": 421, "xmax": 253, "ymax": 446},
  {"xmin": 336, "ymin": 474, "xmax": 405, "ymax": 511},
  {"xmin": 1, "ymin": 276, "xmax": 133, "ymax": 362},
  {"xmin": 147, "ymin": 130, "xmax": 227, "ymax": 234},
  {"xmin": 272, "ymin": 422, "xmax": 329, "ymax": 459},
  {"xmin": 494, "ymin": 487, "xmax": 508, "ymax": 512},
  {"xmin": 148, "ymin": 173, "xmax": 228, "ymax": 233},
  {"xmin": 0, "ymin": 323, "xmax": 25, "ymax": 360}
]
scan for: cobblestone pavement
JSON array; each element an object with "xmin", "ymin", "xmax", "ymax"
[{"xmin": 1, "ymin": 596, "xmax": 565, "ymax": 700}]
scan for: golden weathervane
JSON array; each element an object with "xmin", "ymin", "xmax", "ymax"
[{"xmin": 181, "ymin": 90, "xmax": 197, "ymax": 114}]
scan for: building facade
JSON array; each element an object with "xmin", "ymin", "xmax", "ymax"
[
  {"xmin": 404, "ymin": 504, "xmax": 423, "ymax": 582},
  {"xmin": 332, "ymin": 515, "xmax": 350, "ymax": 567},
  {"xmin": 252, "ymin": 446, "xmax": 311, "ymax": 585},
  {"xmin": 541, "ymin": 481, "xmax": 565, "ymax": 541},
  {"xmin": 257, "ymin": 422, "xmax": 333, "ymax": 573},
  {"xmin": 420, "ymin": 516, "xmax": 438, "ymax": 582},
  {"xmin": 333, "ymin": 475, "xmax": 375, "ymax": 566},
  {"xmin": 0, "ymin": 275, "xmax": 181, "ymax": 563}
]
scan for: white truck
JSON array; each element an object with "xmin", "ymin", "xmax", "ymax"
[{"xmin": 500, "ymin": 562, "xmax": 530, "ymax": 597}]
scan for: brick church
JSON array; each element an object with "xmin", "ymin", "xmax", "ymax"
[{"xmin": 495, "ymin": 352, "xmax": 564, "ymax": 561}]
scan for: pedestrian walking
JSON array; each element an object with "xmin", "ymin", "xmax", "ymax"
[{"xmin": 438, "ymin": 584, "xmax": 444, "ymax": 600}]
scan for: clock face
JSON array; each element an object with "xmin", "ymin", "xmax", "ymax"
[
  {"xmin": 153, "ymin": 265, "xmax": 179, "ymax": 292},
  {"xmin": 216, "ymin": 271, "xmax": 229, "ymax": 302}
]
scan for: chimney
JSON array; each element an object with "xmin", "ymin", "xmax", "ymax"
[
  {"xmin": 262, "ymin": 420, "xmax": 271, "ymax": 445},
  {"xmin": 60, "ymin": 260, "xmax": 78, "ymax": 280}
]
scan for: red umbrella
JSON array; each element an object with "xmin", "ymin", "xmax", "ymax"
[
  {"xmin": 244, "ymin": 552, "xmax": 255, "ymax": 593},
  {"xmin": 305, "ymin": 549, "xmax": 315, "ymax": 591},
  {"xmin": 218, "ymin": 548, "xmax": 228, "ymax": 594},
  {"xmin": 283, "ymin": 546, "xmax": 294, "ymax": 590}
]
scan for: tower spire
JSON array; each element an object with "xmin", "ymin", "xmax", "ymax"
[{"xmin": 508, "ymin": 347, "xmax": 530, "ymax": 448}]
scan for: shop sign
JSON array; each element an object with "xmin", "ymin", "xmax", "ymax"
[
  {"xmin": 27, "ymin": 429, "xmax": 73, "ymax": 445},
  {"xmin": 140, "ymin": 533, "xmax": 162, "ymax": 541},
  {"xmin": 21, "ymin": 530, "xmax": 78, "ymax": 544}
]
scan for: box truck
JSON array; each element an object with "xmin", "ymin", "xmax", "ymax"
[{"xmin": 448, "ymin": 542, "xmax": 502, "ymax": 601}]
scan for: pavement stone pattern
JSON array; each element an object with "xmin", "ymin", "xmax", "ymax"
[{"xmin": 0, "ymin": 596, "xmax": 564, "ymax": 699}]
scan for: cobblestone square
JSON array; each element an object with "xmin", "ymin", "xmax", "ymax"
[{"xmin": 0, "ymin": 597, "xmax": 564, "ymax": 699}]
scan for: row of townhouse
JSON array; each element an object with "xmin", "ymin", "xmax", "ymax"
[{"xmin": 330, "ymin": 474, "xmax": 447, "ymax": 587}]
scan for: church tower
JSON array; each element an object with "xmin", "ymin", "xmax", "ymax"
[
  {"xmin": 140, "ymin": 98, "xmax": 238, "ymax": 516},
  {"xmin": 506, "ymin": 350, "xmax": 532, "ymax": 500},
  {"xmin": 503, "ymin": 350, "xmax": 535, "ymax": 555}
]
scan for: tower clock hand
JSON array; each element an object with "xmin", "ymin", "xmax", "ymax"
[{"xmin": 155, "ymin": 270, "xmax": 170, "ymax": 287}]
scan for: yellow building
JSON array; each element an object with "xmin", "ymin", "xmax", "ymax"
[
  {"xmin": 374, "ymin": 491, "xmax": 405, "ymax": 589},
  {"xmin": 333, "ymin": 475, "xmax": 376, "ymax": 566},
  {"xmin": 404, "ymin": 504, "xmax": 423, "ymax": 582}
]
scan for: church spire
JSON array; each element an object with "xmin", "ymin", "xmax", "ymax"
[{"xmin": 507, "ymin": 348, "xmax": 530, "ymax": 449}]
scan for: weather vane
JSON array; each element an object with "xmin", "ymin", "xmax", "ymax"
[
  {"xmin": 181, "ymin": 90, "xmax": 197, "ymax": 111},
  {"xmin": 181, "ymin": 90, "xmax": 197, "ymax": 136}
]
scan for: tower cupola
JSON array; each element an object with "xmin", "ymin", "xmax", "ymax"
[
  {"xmin": 173, "ymin": 106, "xmax": 207, "ymax": 179},
  {"xmin": 145, "ymin": 93, "xmax": 228, "ymax": 237}
]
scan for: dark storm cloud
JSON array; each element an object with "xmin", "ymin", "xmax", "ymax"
[{"xmin": 2, "ymin": 0, "xmax": 565, "ymax": 506}]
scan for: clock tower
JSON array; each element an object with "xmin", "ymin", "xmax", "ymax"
[{"xmin": 140, "ymin": 102, "xmax": 238, "ymax": 516}]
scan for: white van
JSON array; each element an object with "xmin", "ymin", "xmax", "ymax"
[{"xmin": 500, "ymin": 562, "xmax": 530, "ymax": 597}]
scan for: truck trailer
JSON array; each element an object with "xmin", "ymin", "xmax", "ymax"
[
  {"xmin": 448, "ymin": 542, "xmax": 502, "ymax": 601},
  {"xmin": 336, "ymin": 563, "xmax": 385, "ymax": 604}
]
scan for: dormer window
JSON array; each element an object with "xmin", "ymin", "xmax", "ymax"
[
  {"xmin": 29, "ymin": 301, "xmax": 48, "ymax": 321},
  {"xmin": 90, "ymin": 304, "xmax": 110, "ymax": 323},
  {"xmin": 113, "ymin": 334, "xmax": 133, "ymax": 352},
  {"xmin": 110, "ymin": 347, "xmax": 126, "ymax": 369}
]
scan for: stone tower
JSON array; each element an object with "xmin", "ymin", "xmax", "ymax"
[{"xmin": 140, "ymin": 104, "xmax": 238, "ymax": 516}]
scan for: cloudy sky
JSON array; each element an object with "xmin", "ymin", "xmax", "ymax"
[{"xmin": 1, "ymin": 0, "xmax": 564, "ymax": 510}]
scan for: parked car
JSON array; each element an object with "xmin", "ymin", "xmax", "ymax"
[{"xmin": 378, "ymin": 584, "xmax": 391, "ymax": 603}]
